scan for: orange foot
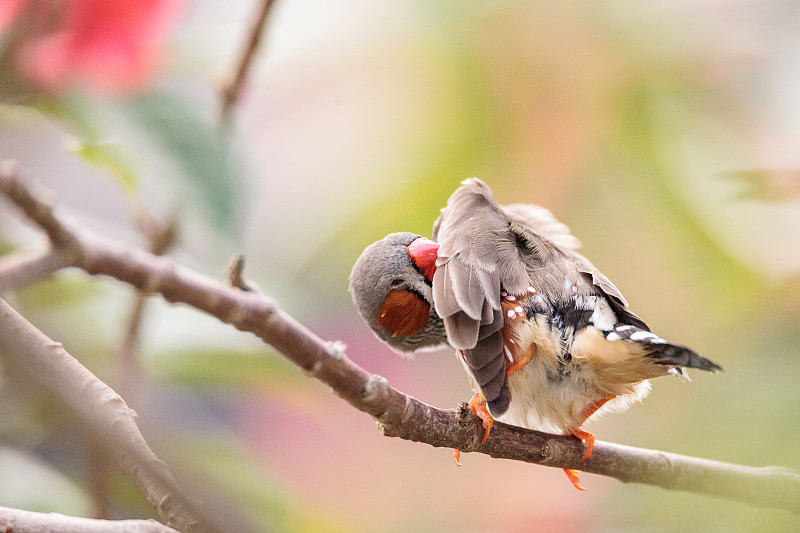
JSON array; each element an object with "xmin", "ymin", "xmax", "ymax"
[
  {"xmin": 468, "ymin": 392, "xmax": 494, "ymax": 444},
  {"xmin": 563, "ymin": 468, "xmax": 587, "ymax": 491},
  {"xmin": 564, "ymin": 428, "xmax": 594, "ymax": 490},
  {"xmin": 561, "ymin": 428, "xmax": 595, "ymax": 490},
  {"xmin": 572, "ymin": 427, "xmax": 596, "ymax": 462},
  {"xmin": 561, "ymin": 397, "xmax": 615, "ymax": 490},
  {"xmin": 453, "ymin": 449, "xmax": 462, "ymax": 466},
  {"xmin": 453, "ymin": 392, "xmax": 495, "ymax": 467}
]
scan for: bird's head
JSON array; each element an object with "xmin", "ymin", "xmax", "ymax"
[{"xmin": 349, "ymin": 232, "xmax": 446, "ymax": 352}]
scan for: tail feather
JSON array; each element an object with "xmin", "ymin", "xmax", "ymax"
[
  {"xmin": 648, "ymin": 342, "xmax": 723, "ymax": 373},
  {"xmin": 603, "ymin": 325, "xmax": 723, "ymax": 373}
]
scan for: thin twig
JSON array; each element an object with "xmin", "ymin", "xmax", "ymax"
[
  {"xmin": 116, "ymin": 291, "xmax": 148, "ymax": 397},
  {"xmin": 0, "ymin": 505, "xmax": 180, "ymax": 533},
  {"xmin": 0, "ymin": 246, "xmax": 70, "ymax": 292},
  {"xmin": 2, "ymin": 161, "xmax": 799, "ymax": 514},
  {"xmin": 117, "ymin": 209, "xmax": 177, "ymax": 402},
  {"xmin": 219, "ymin": 0, "xmax": 278, "ymax": 122},
  {"xmin": 225, "ymin": 253, "xmax": 256, "ymax": 291}
]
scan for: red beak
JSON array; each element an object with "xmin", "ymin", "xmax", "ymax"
[{"xmin": 407, "ymin": 237, "xmax": 439, "ymax": 282}]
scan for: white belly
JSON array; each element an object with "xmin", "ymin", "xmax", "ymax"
[
  {"xmin": 502, "ymin": 357, "xmax": 650, "ymax": 433},
  {"xmin": 459, "ymin": 352, "xmax": 651, "ymax": 434}
]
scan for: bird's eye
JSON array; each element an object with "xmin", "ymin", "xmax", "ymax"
[{"xmin": 390, "ymin": 278, "xmax": 404, "ymax": 287}]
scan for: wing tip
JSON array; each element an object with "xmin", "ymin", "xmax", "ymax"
[{"xmin": 487, "ymin": 386, "xmax": 510, "ymax": 417}]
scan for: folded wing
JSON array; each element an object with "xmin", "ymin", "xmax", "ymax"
[{"xmin": 432, "ymin": 179, "xmax": 556, "ymax": 415}]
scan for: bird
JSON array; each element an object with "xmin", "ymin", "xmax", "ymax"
[{"xmin": 349, "ymin": 178, "xmax": 722, "ymax": 489}]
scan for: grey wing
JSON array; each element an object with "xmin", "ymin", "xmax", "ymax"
[
  {"xmin": 501, "ymin": 202, "xmax": 581, "ymax": 251},
  {"xmin": 432, "ymin": 178, "xmax": 530, "ymax": 416},
  {"xmin": 502, "ymin": 197, "xmax": 649, "ymax": 330}
]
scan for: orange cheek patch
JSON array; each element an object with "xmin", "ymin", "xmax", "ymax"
[{"xmin": 377, "ymin": 289, "xmax": 430, "ymax": 337}]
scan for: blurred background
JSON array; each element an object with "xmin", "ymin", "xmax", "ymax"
[{"xmin": 1, "ymin": 0, "xmax": 800, "ymax": 531}]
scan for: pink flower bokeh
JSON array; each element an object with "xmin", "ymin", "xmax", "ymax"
[
  {"xmin": 2, "ymin": 0, "xmax": 182, "ymax": 93},
  {"xmin": 0, "ymin": 0, "xmax": 27, "ymax": 30}
]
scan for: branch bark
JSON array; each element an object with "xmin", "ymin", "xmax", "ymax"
[
  {"xmin": 0, "ymin": 296, "xmax": 217, "ymax": 533},
  {"xmin": 0, "ymin": 246, "xmax": 70, "ymax": 292},
  {"xmin": 0, "ymin": 505, "xmax": 180, "ymax": 533},
  {"xmin": 1, "ymin": 160, "xmax": 799, "ymax": 514},
  {"xmin": 219, "ymin": 0, "xmax": 278, "ymax": 123}
]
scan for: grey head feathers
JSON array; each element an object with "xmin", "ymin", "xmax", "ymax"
[{"xmin": 349, "ymin": 232, "xmax": 447, "ymax": 352}]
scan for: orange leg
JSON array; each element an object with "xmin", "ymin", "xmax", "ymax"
[
  {"xmin": 580, "ymin": 397, "xmax": 614, "ymax": 425},
  {"xmin": 505, "ymin": 343, "xmax": 535, "ymax": 377},
  {"xmin": 562, "ymin": 396, "xmax": 616, "ymax": 490},
  {"xmin": 468, "ymin": 392, "xmax": 494, "ymax": 444},
  {"xmin": 571, "ymin": 396, "xmax": 615, "ymax": 461},
  {"xmin": 502, "ymin": 329, "xmax": 536, "ymax": 379},
  {"xmin": 505, "ymin": 360, "xmax": 524, "ymax": 377}
]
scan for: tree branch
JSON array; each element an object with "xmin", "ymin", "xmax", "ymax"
[
  {"xmin": 1, "ymin": 160, "xmax": 799, "ymax": 514},
  {"xmin": 0, "ymin": 246, "xmax": 70, "ymax": 292},
  {"xmin": 0, "ymin": 505, "xmax": 180, "ymax": 533},
  {"xmin": 0, "ymin": 296, "xmax": 218, "ymax": 533},
  {"xmin": 219, "ymin": 0, "xmax": 278, "ymax": 123},
  {"xmin": 116, "ymin": 210, "xmax": 177, "ymax": 402}
]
